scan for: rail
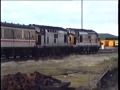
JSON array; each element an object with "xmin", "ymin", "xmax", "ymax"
[{"xmin": 1, "ymin": 48, "xmax": 118, "ymax": 62}]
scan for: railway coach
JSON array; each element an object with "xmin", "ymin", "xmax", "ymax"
[{"xmin": 1, "ymin": 22, "xmax": 37, "ymax": 58}]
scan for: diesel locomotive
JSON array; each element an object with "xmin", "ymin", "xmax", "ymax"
[{"xmin": 1, "ymin": 22, "xmax": 101, "ymax": 59}]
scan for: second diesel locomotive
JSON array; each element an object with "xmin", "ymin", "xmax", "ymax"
[{"xmin": 1, "ymin": 22, "xmax": 101, "ymax": 58}]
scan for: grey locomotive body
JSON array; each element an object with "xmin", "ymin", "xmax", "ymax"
[{"xmin": 67, "ymin": 28, "xmax": 100, "ymax": 54}]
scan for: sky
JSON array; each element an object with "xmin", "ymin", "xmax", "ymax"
[{"xmin": 1, "ymin": 0, "xmax": 118, "ymax": 36}]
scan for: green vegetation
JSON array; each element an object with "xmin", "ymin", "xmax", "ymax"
[{"xmin": 1, "ymin": 55, "xmax": 118, "ymax": 88}]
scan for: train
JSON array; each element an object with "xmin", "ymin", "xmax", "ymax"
[{"xmin": 1, "ymin": 22, "xmax": 101, "ymax": 59}]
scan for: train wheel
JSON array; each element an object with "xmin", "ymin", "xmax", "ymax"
[
  {"xmin": 12, "ymin": 49, "xmax": 16, "ymax": 59},
  {"xmin": 87, "ymin": 51, "xmax": 89, "ymax": 54},
  {"xmin": 20, "ymin": 55, "xmax": 24, "ymax": 58},
  {"xmin": 13, "ymin": 56, "xmax": 16, "ymax": 59},
  {"xmin": 32, "ymin": 51, "xmax": 37, "ymax": 57},
  {"xmin": 87, "ymin": 47, "xmax": 90, "ymax": 54},
  {"xmin": 90, "ymin": 51, "xmax": 93, "ymax": 54},
  {"xmin": 26, "ymin": 49, "xmax": 31, "ymax": 58},
  {"xmin": 6, "ymin": 55, "xmax": 9, "ymax": 59},
  {"xmin": 82, "ymin": 52, "xmax": 84, "ymax": 54},
  {"xmin": 20, "ymin": 50, "xmax": 25, "ymax": 58}
]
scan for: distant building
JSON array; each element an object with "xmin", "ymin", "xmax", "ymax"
[
  {"xmin": 98, "ymin": 33, "xmax": 118, "ymax": 47},
  {"xmin": 98, "ymin": 33, "xmax": 118, "ymax": 40}
]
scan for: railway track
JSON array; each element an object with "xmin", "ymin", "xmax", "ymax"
[
  {"xmin": 1, "ymin": 48, "xmax": 118, "ymax": 62},
  {"xmin": 98, "ymin": 48, "xmax": 118, "ymax": 53}
]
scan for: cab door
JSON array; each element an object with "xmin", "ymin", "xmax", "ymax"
[
  {"xmin": 36, "ymin": 33, "xmax": 41, "ymax": 45},
  {"xmin": 38, "ymin": 34, "xmax": 41, "ymax": 45},
  {"xmin": 73, "ymin": 36, "xmax": 76, "ymax": 45},
  {"xmin": 70, "ymin": 35, "xmax": 76, "ymax": 46}
]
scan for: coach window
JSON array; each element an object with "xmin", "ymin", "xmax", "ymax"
[
  {"xmin": 10, "ymin": 29, "xmax": 12, "ymax": 39},
  {"xmin": 4, "ymin": 28, "xmax": 13, "ymax": 39},
  {"xmin": 31, "ymin": 35, "xmax": 34, "ymax": 39},
  {"xmin": 88, "ymin": 35, "xmax": 91, "ymax": 42},
  {"xmin": 80, "ymin": 35, "xmax": 83, "ymax": 42},
  {"xmin": 24, "ymin": 31, "xmax": 26, "ymax": 39},
  {"xmin": 23, "ymin": 32, "xmax": 25, "ymax": 39},
  {"xmin": 24, "ymin": 31, "xmax": 29, "ymax": 39},
  {"xmin": 11, "ymin": 29, "xmax": 14, "ymax": 39},
  {"xmin": 4, "ymin": 28, "xmax": 7, "ymax": 39},
  {"xmin": 1, "ymin": 28, "xmax": 5, "ymax": 38},
  {"xmin": 17, "ymin": 30, "xmax": 21, "ymax": 39},
  {"xmin": 27, "ymin": 31, "xmax": 29, "ymax": 39},
  {"xmin": 64, "ymin": 34, "xmax": 67, "ymax": 43},
  {"xmin": 28, "ymin": 32, "xmax": 30, "ymax": 40},
  {"xmin": 12, "ymin": 29, "xmax": 15, "ymax": 39},
  {"xmin": 15, "ymin": 30, "xmax": 18, "ymax": 39},
  {"xmin": 1, "ymin": 28, "xmax": 2, "ymax": 38},
  {"xmin": 16, "ymin": 30, "xmax": 18, "ymax": 39},
  {"xmin": 30, "ymin": 32, "xmax": 35, "ymax": 39}
]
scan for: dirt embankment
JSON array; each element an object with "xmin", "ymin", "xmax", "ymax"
[{"xmin": 97, "ymin": 67, "xmax": 118, "ymax": 90}]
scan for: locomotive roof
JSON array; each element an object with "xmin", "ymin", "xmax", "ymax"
[
  {"xmin": 31, "ymin": 24, "xmax": 67, "ymax": 31},
  {"xmin": 67, "ymin": 28, "xmax": 96, "ymax": 33},
  {"xmin": 1, "ymin": 22, "xmax": 34, "ymax": 29}
]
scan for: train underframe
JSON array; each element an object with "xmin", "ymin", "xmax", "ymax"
[
  {"xmin": 1, "ymin": 46, "xmax": 71, "ymax": 59},
  {"xmin": 73, "ymin": 46, "xmax": 100, "ymax": 54},
  {"xmin": 1, "ymin": 47, "xmax": 38, "ymax": 59},
  {"xmin": 1, "ymin": 46, "xmax": 100, "ymax": 59}
]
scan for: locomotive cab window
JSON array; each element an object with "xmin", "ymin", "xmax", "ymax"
[
  {"xmin": 64, "ymin": 34, "xmax": 67, "ymax": 43},
  {"xmin": 98, "ymin": 38, "xmax": 100, "ymax": 41},
  {"xmin": 80, "ymin": 35, "xmax": 83, "ymax": 42},
  {"xmin": 88, "ymin": 35, "xmax": 91, "ymax": 39},
  {"xmin": 54, "ymin": 34, "xmax": 58, "ymax": 38},
  {"xmin": 88, "ymin": 35, "xmax": 91, "ymax": 42},
  {"xmin": 47, "ymin": 37, "xmax": 49, "ymax": 44}
]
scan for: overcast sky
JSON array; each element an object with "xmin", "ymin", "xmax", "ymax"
[{"xmin": 1, "ymin": 0, "xmax": 118, "ymax": 36}]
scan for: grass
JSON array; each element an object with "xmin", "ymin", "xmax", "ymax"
[
  {"xmin": 1, "ymin": 54, "xmax": 118, "ymax": 88},
  {"xmin": 34, "ymin": 57, "xmax": 118, "ymax": 88},
  {"xmin": 54, "ymin": 57, "xmax": 118, "ymax": 88},
  {"xmin": 53, "ymin": 74, "xmax": 98, "ymax": 88}
]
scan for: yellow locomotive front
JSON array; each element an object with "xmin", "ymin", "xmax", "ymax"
[{"xmin": 69, "ymin": 34, "xmax": 76, "ymax": 46}]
